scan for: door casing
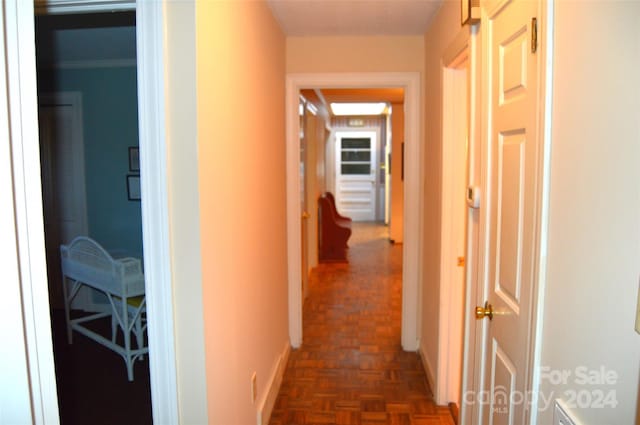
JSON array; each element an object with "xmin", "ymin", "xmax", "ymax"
[
  {"xmin": 437, "ymin": 38, "xmax": 471, "ymax": 408},
  {"xmin": 10, "ymin": 1, "xmax": 180, "ymax": 423}
]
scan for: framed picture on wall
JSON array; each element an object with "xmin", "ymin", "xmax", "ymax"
[
  {"xmin": 128, "ymin": 146, "xmax": 140, "ymax": 172},
  {"xmin": 127, "ymin": 175, "xmax": 141, "ymax": 201}
]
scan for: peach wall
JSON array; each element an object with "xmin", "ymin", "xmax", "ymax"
[
  {"xmin": 195, "ymin": 1, "xmax": 289, "ymax": 423},
  {"xmin": 390, "ymin": 103, "xmax": 404, "ymax": 243},
  {"xmin": 421, "ymin": 0, "xmax": 462, "ymax": 390},
  {"xmin": 287, "ymin": 35, "xmax": 424, "ymax": 73}
]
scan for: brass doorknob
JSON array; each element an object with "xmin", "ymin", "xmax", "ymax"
[
  {"xmin": 475, "ymin": 301, "xmax": 493, "ymax": 321},
  {"xmin": 302, "ymin": 211, "xmax": 310, "ymax": 219}
]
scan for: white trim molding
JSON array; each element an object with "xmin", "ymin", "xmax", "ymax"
[
  {"xmin": 418, "ymin": 345, "xmax": 436, "ymax": 399},
  {"xmin": 3, "ymin": 1, "xmax": 61, "ymax": 423},
  {"xmin": 136, "ymin": 2, "xmax": 180, "ymax": 424},
  {"xmin": 286, "ymin": 72, "xmax": 422, "ymax": 351},
  {"xmin": 258, "ymin": 342, "xmax": 291, "ymax": 425}
]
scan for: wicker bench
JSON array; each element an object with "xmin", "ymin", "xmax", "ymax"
[{"xmin": 60, "ymin": 236, "xmax": 147, "ymax": 381}]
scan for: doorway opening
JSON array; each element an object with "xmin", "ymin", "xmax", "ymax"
[
  {"xmin": 272, "ymin": 78, "xmax": 455, "ymax": 422},
  {"xmin": 298, "ymin": 87, "xmax": 404, "ymax": 322},
  {"xmin": 298, "ymin": 88, "xmax": 401, "ymax": 279},
  {"xmin": 35, "ymin": 11, "xmax": 152, "ymax": 424},
  {"xmin": 286, "ymin": 73, "xmax": 422, "ymax": 351}
]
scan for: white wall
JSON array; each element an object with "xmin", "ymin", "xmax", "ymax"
[
  {"xmin": 537, "ymin": 2, "xmax": 640, "ymax": 424},
  {"xmin": 164, "ymin": 3, "xmax": 209, "ymax": 423}
]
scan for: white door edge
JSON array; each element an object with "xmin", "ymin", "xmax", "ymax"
[
  {"xmin": 527, "ymin": 1, "xmax": 554, "ymax": 422},
  {"xmin": 286, "ymin": 72, "xmax": 422, "ymax": 351}
]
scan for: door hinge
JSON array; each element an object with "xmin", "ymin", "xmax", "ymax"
[{"xmin": 531, "ymin": 17, "xmax": 538, "ymax": 53}]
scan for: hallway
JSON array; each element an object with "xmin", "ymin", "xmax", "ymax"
[{"xmin": 270, "ymin": 223, "xmax": 455, "ymax": 425}]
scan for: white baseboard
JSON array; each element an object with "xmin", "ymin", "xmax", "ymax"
[
  {"xmin": 257, "ymin": 341, "xmax": 291, "ymax": 425},
  {"xmin": 418, "ymin": 343, "xmax": 436, "ymax": 399}
]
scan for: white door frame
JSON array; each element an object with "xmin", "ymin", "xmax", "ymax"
[
  {"xmin": 136, "ymin": 2, "xmax": 180, "ymax": 423},
  {"xmin": 286, "ymin": 72, "xmax": 422, "ymax": 350},
  {"xmin": 2, "ymin": 2, "xmax": 59, "ymax": 422},
  {"xmin": 9, "ymin": 1, "xmax": 179, "ymax": 423},
  {"xmin": 437, "ymin": 30, "xmax": 471, "ymax": 407}
]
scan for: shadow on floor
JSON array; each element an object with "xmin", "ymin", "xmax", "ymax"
[{"xmin": 50, "ymin": 309, "xmax": 152, "ymax": 425}]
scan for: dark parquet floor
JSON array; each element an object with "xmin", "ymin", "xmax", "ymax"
[{"xmin": 269, "ymin": 223, "xmax": 455, "ymax": 425}]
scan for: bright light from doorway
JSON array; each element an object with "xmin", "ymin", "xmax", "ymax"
[{"xmin": 330, "ymin": 102, "xmax": 387, "ymax": 116}]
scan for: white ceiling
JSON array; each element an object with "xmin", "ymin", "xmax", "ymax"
[{"xmin": 267, "ymin": 0, "xmax": 443, "ymax": 36}]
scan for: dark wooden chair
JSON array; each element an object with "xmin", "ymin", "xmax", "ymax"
[
  {"xmin": 318, "ymin": 195, "xmax": 352, "ymax": 262},
  {"xmin": 324, "ymin": 192, "xmax": 352, "ymax": 228}
]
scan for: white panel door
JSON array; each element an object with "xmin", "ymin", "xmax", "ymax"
[
  {"xmin": 39, "ymin": 95, "xmax": 88, "ymax": 310},
  {"xmin": 480, "ymin": 0, "xmax": 540, "ymax": 423},
  {"xmin": 39, "ymin": 104, "xmax": 87, "ymax": 244},
  {"xmin": 335, "ymin": 131, "xmax": 377, "ymax": 221}
]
